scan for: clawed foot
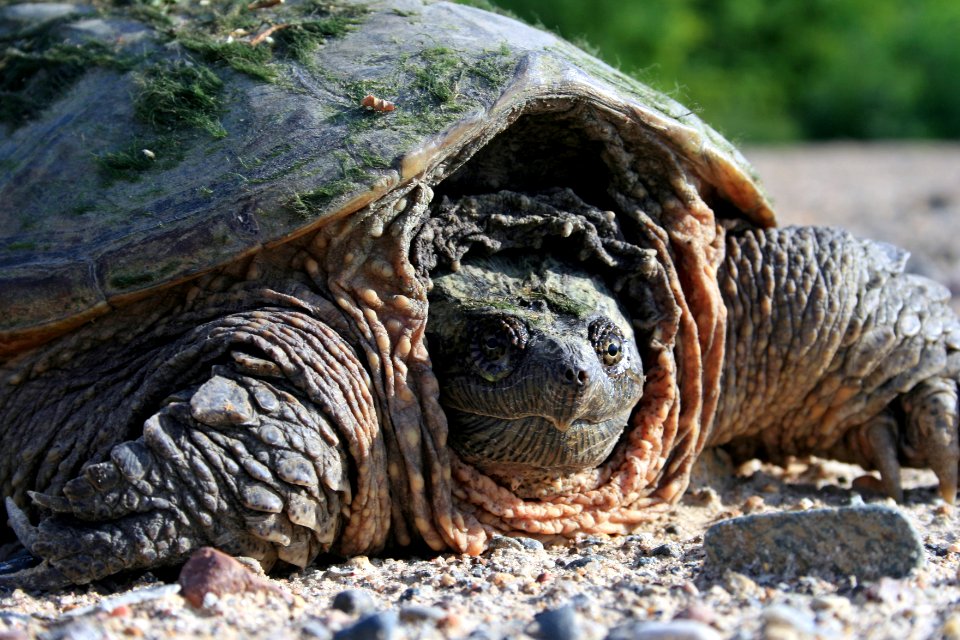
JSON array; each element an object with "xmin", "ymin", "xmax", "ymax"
[
  {"xmin": 1, "ymin": 368, "xmax": 349, "ymax": 588},
  {"xmin": 853, "ymin": 376, "xmax": 959, "ymax": 503}
]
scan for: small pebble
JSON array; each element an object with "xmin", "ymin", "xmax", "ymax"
[
  {"xmin": 333, "ymin": 611, "xmax": 398, "ymax": 640},
  {"xmin": 347, "ymin": 556, "xmax": 374, "ymax": 571},
  {"xmin": 516, "ymin": 537, "xmax": 545, "ymax": 551},
  {"xmin": 864, "ymin": 577, "xmax": 914, "ymax": 605},
  {"xmin": 439, "ymin": 574, "xmax": 457, "ymax": 587},
  {"xmin": 399, "ymin": 587, "xmax": 421, "ymax": 601},
  {"xmin": 851, "ymin": 474, "xmax": 886, "ymax": 497},
  {"xmin": 674, "ymin": 603, "xmax": 717, "ymax": 625},
  {"xmin": 399, "ymin": 605, "xmax": 446, "ymax": 622},
  {"xmin": 648, "ymin": 543, "xmax": 681, "ymax": 558},
  {"xmin": 606, "ymin": 620, "xmax": 722, "ymax": 640},
  {"xmin": 724, "ymin": 571, "xmax": 761, "ymax": 598},
  {"xmin": 178, "ymin": 547, "xmax": 282, "ymax": 608},
  {"xmin": 565, "ymin": 555, "xmax": 599, "ymax": 570},
  {"xmin": 332, "ymin": 589, "xmax": 376, "ymax": 616},
  {"xmin": 810, "ymin": 595, "xmax": 850, "ymax": 614},
  {"xmin": 742, "ymin": 495, "xmax": 765, "ymax": 513},
  {"xmin": 535, "ymin": 604, "xmax": 580, "ymax": 640},
  {"xmin": 762, "ymin": 605, "xmax": 819, "ymax": 636},
  {"xmin": 942, "ymin": 613, "xmax": 960, "ymax": 640},
  {"xmin": 488, "ymin": 535, "xmax": 524, "ymax": 551}
]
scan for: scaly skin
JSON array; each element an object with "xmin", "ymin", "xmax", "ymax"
[
  {"xmin": 0, "ymin": 282, "xmax": 381, "ymax": 588},
  {"xmin": 712, "ymin": 226, "xmax": 960, "ymax": 501}
]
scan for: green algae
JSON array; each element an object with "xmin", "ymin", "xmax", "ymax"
[
  {"xmin": 95, "ymin": 136, "xmax": 187, "ymax": 184},
  {"xmin": 275, "ymin": 13, "xmax": 366, "ymax": 65},
  {"xmin": 133, "ymin": 62, "xmax": 226, "ymax": 138},
  {"xmin": 414, "ymin": 46, "xmax": 463, "ymax": 105},
  {"xmin": 108, "ymin": 261, "xmax": 180, "ymax": 290},
  {"xmin": 179, "ymin": 35, "xmax": 276, "ymax": 82}
]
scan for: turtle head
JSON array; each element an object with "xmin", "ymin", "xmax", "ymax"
[{"xmin": 427, "ymin": 254, "xmax": 644, "ymax": 498}]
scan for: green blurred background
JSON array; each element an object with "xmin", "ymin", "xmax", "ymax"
[{"xmin": 491, "ymin": 0, "xmax": 960, "ymax": 142}]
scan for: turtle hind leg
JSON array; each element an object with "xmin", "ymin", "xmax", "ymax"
[{"xmin": 0, "ymin": 309, "xmax": 377, "ymax": 586}]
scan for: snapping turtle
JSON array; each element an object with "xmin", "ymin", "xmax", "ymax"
[{"xmin": 1, "ymin": 0, "xmax": 958, "ymax": 588}]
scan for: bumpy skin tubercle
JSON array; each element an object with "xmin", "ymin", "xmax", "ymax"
[{"xmin": 713, "ymin": 226, "xmax": 960, "ymax": 502}]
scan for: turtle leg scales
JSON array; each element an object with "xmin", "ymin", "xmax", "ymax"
[
  {"xmin": 714, "ymin": 226, "xmax": 960, "ymax": 501},
  {"xmin": 0, "ymin": 310, "xmax": 371, "ymax": 587}
]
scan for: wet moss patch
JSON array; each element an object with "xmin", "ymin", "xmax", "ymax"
[
  {"xmin": 287, "ymin": 152, "xmax": 372, "ymax": 218},
  {"xmin": 339, "ymin": 42, "xmax": 517, "ymax": 140},
  {"xmin": 413, "ymin": 46, "xmax": 463, "ymax": 105},
  {"xmin": 133, "ymin": 61, "xmax": 226, "ymax": 138},
  {"xmin": 95, "ymin": 136, "xmax": 187, "ymax": 184},
  {"xmin": 275, "ymin": 11, "xmax": 367, "ymax": 65},
  {"xmin": 169, "ymin": 1, "xmax": 367, "ymax": 81},
  {"xmin": 108, "ymin": 261, "xmax": 179, "ymax": 290},
  {"xmin": 179, "ymin": 36, "xmax": 276, "ymax": 82}
]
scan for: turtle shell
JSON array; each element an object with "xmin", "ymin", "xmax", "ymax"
[{"xmin": 0, "ymin": 0, "xmax": 772, "ymax": 355}]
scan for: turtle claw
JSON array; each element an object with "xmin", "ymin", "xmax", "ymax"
[
  {"xmin": 864, "ymin": 415, "xmax": 904, "ymax": 503},
  {"xmin": 26, "ymin": 491, "xmax": 72, "ymax": 513},
  {"xmin": 5, "ymin": 497, "xmax": 38, "ymax": 553}
]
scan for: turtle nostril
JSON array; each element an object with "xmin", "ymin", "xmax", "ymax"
[{"xmin": 564, "ymin": 368, "xmax": 589, "ymax": 385}]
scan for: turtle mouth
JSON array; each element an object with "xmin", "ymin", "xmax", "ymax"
[{"xmin": 445, "ymin": 408, "xmax": 628, "ymax": 473}]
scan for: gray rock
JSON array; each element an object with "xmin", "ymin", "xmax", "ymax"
[
  {"xmin": 331, "ymin": 589, "xmax": 377, "ymax": 616},
  {"xmin": 703, "ymin": 504, "xmax": 924, "ymax": 580},
  {"xmin": 535, "ymin": 605, "xmax": 581, "ymax": 640},
  {"xmin": 333, "ymin": 612, "xmax": 398, "ymax": 640},
  {"xmin": 606, "ymin": 620, "xmax": 722, "ymax": 640}
]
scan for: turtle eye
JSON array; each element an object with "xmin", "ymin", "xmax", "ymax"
[
  {"xmin": 590, "ymin": 319, "xmax": 625, "ymax": 367},
  {"xmin": 470, "ymin": 316, "xmax": 528, "ymax": 381}
]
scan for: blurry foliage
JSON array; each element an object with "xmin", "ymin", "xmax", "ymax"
[{"xmin": 495, "ymin": 0, "xmax": 960, "ymax": 141}]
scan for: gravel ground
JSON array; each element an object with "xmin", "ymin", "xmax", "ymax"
[{"xmin": 2, "ymin": 144, "xmax": 960, "ymax": 639}]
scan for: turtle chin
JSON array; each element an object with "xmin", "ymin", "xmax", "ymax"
[{"xmin": 446, "ymin": 409, "xmax": 628, "ymax": 499}]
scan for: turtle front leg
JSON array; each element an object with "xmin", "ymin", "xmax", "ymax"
[
  {"xmin": 711, "ymin": 226, "xmax": 960, "ymax": 502},
  {"xmin": 1, "ymin": 309, "xmax": 385, "ymax": 588}
]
